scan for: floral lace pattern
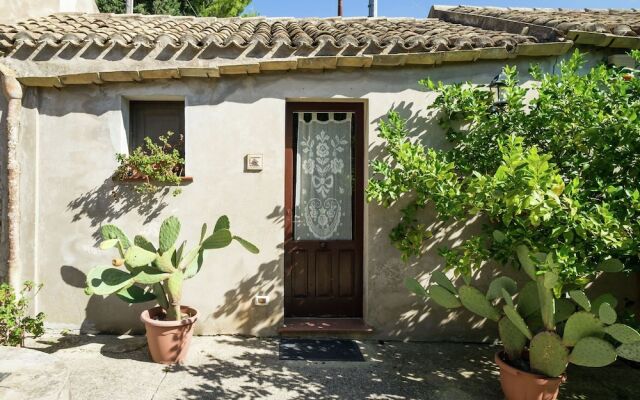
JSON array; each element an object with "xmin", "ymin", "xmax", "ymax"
[{"xmin": 294, "ymin": 113, "xmax": 353, "ymax": 240}]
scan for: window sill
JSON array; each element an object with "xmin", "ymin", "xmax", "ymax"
[{"xmin": 112, "ymin": 176, "xmax": 193, "ymax": 184}]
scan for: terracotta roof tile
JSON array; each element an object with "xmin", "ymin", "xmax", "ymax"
[
  {"xmin": 436, "ymin": 6, "xmax": 640, "ymax": 37},
  {"xmin": 0, "ymin": 13, "xmax": 540, "ymax": 56}
]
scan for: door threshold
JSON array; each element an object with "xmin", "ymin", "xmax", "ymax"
[{"xmin": 279, "ymin": 318, "xmax": 373, "ymax": 334}]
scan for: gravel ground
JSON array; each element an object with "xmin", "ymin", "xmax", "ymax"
[{"xmin": 23, "ymin": 334, "xmax": 640, "ymax": 400}]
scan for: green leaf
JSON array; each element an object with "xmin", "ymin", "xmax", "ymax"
[
  {"xmin": 124, "ymin": 245, "xmax": 158, "ymax": 268},
  {"xmin": 570, "ymin": 337, "xmax": 617, "ymax": 367},
  {"xmin": 405, "ymin": 277, "xmax": 427, "ymax": 297},
  {"xmin": 154, "ymin": 246, "xmax": 176, "ymax": 273},
  {"xmin": 592, "ymin": 293, "xmax": 618, "ymax": 312},
  {"xmin": 492, "ymin": 230, "xmax": 506, "ymax": 243},
  {"xmin": 617, "ymin": 341, "xmax": 640, "ymax": 362},
  {"xmin": 597, "ymin": 258, "xmax": 624, "ymax": 273},
  {"xmin": 214, "ymin": 215, "xmax": 230, "ymax": 232},
  {"xmin": 233, "ymin": 236, "xmax": 259, "ymax": 254},
  {"xmin": 516, "ymin": 245, "xmax": 536, "ymax": 280},
  {"xmin": 428, "ymin": 285, "xmax": 462, "ymax": 308},
  {"xmin": 503, "ymin": 304, "xmax": 533, "ymax": 340},
  {"xmin": 202, "ymin": 229, "xmax": 232, "ymax": 249},
  {"xmin": 184, "ymin": 249, "xmax": 205, "ymax": 279},
  {"xmin": 199, "ymin": 223, "xmax": 208, "ymax": 243},
  {"xmin": 116, "ymin": 285, "xmax": 157, "ymax": 303},
  {"xmin": 159, "ymin": 216, "xmax": 181, "ymax": 254},
  {"xmin": 86, "ymin": 266, "xmax": 134, "ymax": 296}
]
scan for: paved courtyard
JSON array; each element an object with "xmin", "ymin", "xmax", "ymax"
[{"xmin": 24, "ymin": 334, "xmax": 640, "ymax": 400}]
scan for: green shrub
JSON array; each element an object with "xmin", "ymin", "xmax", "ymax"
[{"xmin": 0, "ymin": 281, "xmax": 45, "ymax": 347}]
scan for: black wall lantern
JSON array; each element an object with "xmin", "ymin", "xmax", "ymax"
[{"xmin": 489, "ymin": 72, "xmax": 508, "ymax": 111}]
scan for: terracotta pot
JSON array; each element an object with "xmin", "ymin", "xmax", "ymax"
[
  {"xmin": 140, "ymin": 306, "xmax": 199, "ymax": 364},
  {"xmin": 495, "ymin": 352, "xmax": 566, "ymax": 400}
]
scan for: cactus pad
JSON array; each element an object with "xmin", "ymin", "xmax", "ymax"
[
  {"xmin": 132, "ymin": 267, "xmax": 171, "ymax": 285},
  {"xmin": 569, "ymin": 290, "xmax": 591, "ymax": 311},
  {"xmin": 159, "ymin": 216, "xmax": 181, "ymax": 253},
  {"xmin": 597, "ymin": 258, "xmax": 624, "ymax": 273},
  {"xmin": 100, "ymin": 224, "xmax": 131, "ymax": 249},
  {"xmin": 86, "ymin": 266, "xmax": 134, "ymax": 296},
  {"xmin": 154, "ymin": 246, "xmax": 177, "ymax": 273},
  {"xmin": 516, "ymin": 245, "xmax": 536, "ymax": 280},
  {"xmin": 530, "ymin": 332, "xmax": 569, "ymax": 378},
  {"xmin": 134, "ymin": 235, "xmax": 156, "ymax": 253},
  {"xmin": 202, "ymin": 229, "xmax": 233, "ymax": 249},
  {"xmin": 116, "ymin": 285, "xmax": 157, "ymax": 304},
  {"xmin": 429, "ymin": 285, "xmax": 462, "ymax": 309},
  {"xmin": 554, "ymin": 298, "xmax": 576, "ymax": 323},
  {"xmin": 598, "ymin": 303, "xmax": 617, "ymax": 325},
  {"xmin": 431, "ymin": 271, "xmax": 457, "ymax": 294},
  {"xmin": 592, "ymin": 293, "xmax": 618, "ymax": 313},
  {"xmin": 99, "ymin": 239, "xmax": 119, "ymax": 250},
  {"xmin": 563, "ymin": 311, "xmax": 605, "ymax": 346},
  {"xmin": 570, "ymin": 337, "xmax": 617, "ymax": 367},
  {"xmin": 537, "ymin": 277, "xmax": 555, "ymax": 330},
  {"xmin": 616, "ymin": 341, "xmax": 640, "ymax": 362},
  {"xmin": 405, "ymin": 277, "xmax": 428, "ymax": 297},
  {"xmin": 605, "ymin": 324, "xmax": 640, "ymax": 344},
  {"xmin": 214, "ymin": 215, "xmax": 230, "ymax": 231},
  {"xmin": 543, "ymin": 271, "xmax": 558, "ymax": 289},
  {"xmin": 498, "ymin": 316, "xmax": 527, "ymax": 361},
  {"xmin": 517, "ymin": 281, "xmax": 540, "ymax": 318},
  {"xmin": 458, "ymin": 285, "xmax": 500, "ymax": 321},
  {"xmin": 503, "ymin": 304, "xmax": 532, "ymax": 339},
  {"xmin": 486, "ymin": 276, "xmax": 517, "ymax": 301},
  {"xmin": 124, "ymin": 245, "xmax": 158, "ymax": 268}
]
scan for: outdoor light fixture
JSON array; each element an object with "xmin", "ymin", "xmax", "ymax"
[{"xmin": 489, "ymin": 71, "xmax": 508, "ymax": 111}]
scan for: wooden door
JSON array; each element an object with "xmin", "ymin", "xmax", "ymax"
[{"xmin": 284, "ymin": 102, "xmax": 364, "ymax": 318}]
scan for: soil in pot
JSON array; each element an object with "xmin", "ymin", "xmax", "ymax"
[
  {"xmin": 140, "ymin": 306, "xmax": 199, "ymax": 364},
  {"xmin": 495, "ymin": 352, "xmax": 565, "ymax": 400}
]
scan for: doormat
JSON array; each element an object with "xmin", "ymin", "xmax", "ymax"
[{"xmin": 278, "ymin": 338, "xmax": 365, "ymax": 362}]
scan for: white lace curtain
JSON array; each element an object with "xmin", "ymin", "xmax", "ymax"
[{"xmin": 294, "ymin": 112, "xmax": 353, "ymax": 241}]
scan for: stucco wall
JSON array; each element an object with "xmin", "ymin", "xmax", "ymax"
[
  {"xmin": 0, "ymin": 0, "xmax": 98, "ymax": 24},
  {"xmin": 18, "ymin": 53, "xmax": 638, "ymax": 340}
]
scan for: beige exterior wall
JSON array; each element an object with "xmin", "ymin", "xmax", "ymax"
[
  {"xmin": 0, "ymin": 0, "xmax": 98, "ymax": 24},
  {"xmin": 13, "ymin": 54, "xmax": 638, "ymax": 340}
]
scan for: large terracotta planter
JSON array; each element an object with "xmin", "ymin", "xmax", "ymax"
[
  {"xmin": 140, "ymin": 306, "xmax": 199, "ymax": 364},
  {"xmin": 495, "ymin": 352, "xmax": 566, "ymax": 400}
]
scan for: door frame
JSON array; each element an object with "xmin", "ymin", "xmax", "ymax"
[{"xmin": 284, "ymin": 101, "xmax": 365, "ymax": 317}]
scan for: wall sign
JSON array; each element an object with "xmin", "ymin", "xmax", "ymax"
[{"xmin": 245, "ymin": 154, "xmax": 263, "ymax": 171}]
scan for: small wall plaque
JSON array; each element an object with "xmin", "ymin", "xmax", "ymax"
[{"xmin": 245, "ymin": 154, "xmax": 263, "ymax": 171}]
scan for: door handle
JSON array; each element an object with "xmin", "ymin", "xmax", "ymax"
[{"xmin": 320, "ymin": 242, "xmax": 327, "ymax": 249}]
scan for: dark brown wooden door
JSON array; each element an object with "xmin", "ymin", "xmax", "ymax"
[{"xmin": 284, "ymin": 102, "xmax": 364, "ymax": 317}]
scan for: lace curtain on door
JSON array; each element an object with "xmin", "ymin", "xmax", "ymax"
[{"xmin": 294, "ymin": 112, "xmax": 353, "ymax": 241}]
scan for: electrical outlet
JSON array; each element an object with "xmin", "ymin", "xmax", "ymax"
[{"xmin": 254, "ymin": 295, "xmax": 269, "ymax": 306}]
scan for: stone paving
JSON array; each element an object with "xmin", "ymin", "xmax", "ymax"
[{"xmin": 23, "ymin": 334, "xmax": 640, "ymax": 400}]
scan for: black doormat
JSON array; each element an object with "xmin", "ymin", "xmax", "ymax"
[{"xmin": 279, "ymin": 338, "xmax": 365, "ymax": 362}]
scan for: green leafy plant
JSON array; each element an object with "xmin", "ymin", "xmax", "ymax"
[
  {"xmin": 0, "ymin": 281, "xmax": 45, "ymax": 347},
  {"xmin": 85, "ymin": 215, "xmax": 258, "ymax": 321},
  {"xmin": 406, "ymin": 246, "xmax": 640, "ymax": 377},
  {"xmin": 115, "ymin": 132, "xmax": 184, "ymax": 196},
  {"xmin": 368, "ymin": 50, "xmax": 640, "ymax": 376},
  {"xmin": 368, "ymin": 50, "xmax": 640, "ymax": 291},
  {"xmin": 96, "ymin": 0, "xmax": 253, "ymax": 17}
]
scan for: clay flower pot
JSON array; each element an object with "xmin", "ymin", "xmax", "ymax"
[
  {"xmin": 495, "ymin": 352, "xmax": 566, "ymax": 400},
  {"xmin": 140, "ymin": 306, "xmax": 199, "ymax": 364}
]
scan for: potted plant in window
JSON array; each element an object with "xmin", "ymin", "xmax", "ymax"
[
  {"xmin": 115, "ymin": 132, "xmax": 185, "ymax": 196},
  {"xmin": 406, "ymin": 245, "xmax": 640, "ymax": 400},
  {"xmin": 85, "ymin": 215, "xmax": 258, "ymax": 364}
]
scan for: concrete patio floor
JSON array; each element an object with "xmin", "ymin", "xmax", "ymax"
[{"xmin": 24, "ymin": 334, "xmax": 640, "ymax": 400}]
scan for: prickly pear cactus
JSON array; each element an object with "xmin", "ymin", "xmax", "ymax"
[
  {"xmin": 428, "ymin": 285, "xmax": 462, "ymax": 309},
  {"xmin": 159, "ymin": 216, "xmax": 181, "ymax": 253},
  {"xmin": 516, "ymin": 281, "xmax": 540, "ymax": 318},
  {"xmin": 503, "ymin": 304, "xmax": 532, "ymax": 339},
  {"xmin": 569, "ymin": 290, "xmax": 591, "ymax": 311},
  {"xmin": 569, "ymin": 337, "xmax": 617, "ymax": 367},
  {"xmin": 616, "ymin": 341, "xmax": 640, "ymax": 362},
  {"xmin": 563, "ymin": 311, "xmax": 605, "ymax": 346},
  {"xmin": 486, "ymin": 276, "xmax": 517, "ymax": 301},
  {"xmin": 431, "ymin": 271, "xmax": 457, "ymax": 294},
  {"xmin": 458, "ymin": 285, "xmax": 501, "ymax": 322},
  {"xmin": 498, "ymin": 316, "xmax": 527, "ymax": 361},
  {"xmin": 605, "ymin": 324, "xmax": 640, "ymax": 344},
  {"xmin": 530, "ymin": 332, "xmax": 569, "ymax": 377}
]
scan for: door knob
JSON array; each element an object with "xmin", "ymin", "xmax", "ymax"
[{"xmin": 320, "ymin": 242, "xmax": 327, "ymax": 249}]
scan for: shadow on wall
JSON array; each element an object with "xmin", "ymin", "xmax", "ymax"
[
  {"xmin": 67, "ymin": 176, "xmax": 173, "ymax": 231},
  {"xmin": 59, "ymin": 204, "xmax": 286, "ymax": 336},
  {"xmin": 366, "ymin": 101, "xmax": 514, "ymax": 342}
]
